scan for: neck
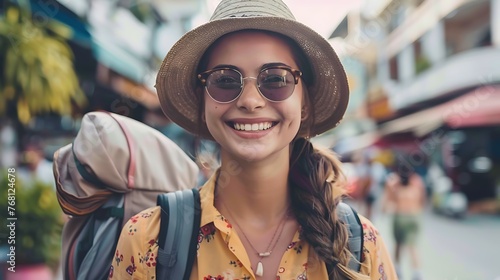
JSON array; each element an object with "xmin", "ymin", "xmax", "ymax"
[{"xmin": 215, "ymin": 150, "xmax": 291, "ymax": 225}]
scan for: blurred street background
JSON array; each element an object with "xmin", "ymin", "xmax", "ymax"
[
  {"xmin": 1, "ymin": 0, "xmax": 500, "ymax": 279},
  {"xmin": 370, "ymin": 200, "xmax": 500, "ymax": 280}
]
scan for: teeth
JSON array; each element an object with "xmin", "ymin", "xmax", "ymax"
[{"xmin": 233, "ymin": 122, "xmax": 273, "ymax": 131}]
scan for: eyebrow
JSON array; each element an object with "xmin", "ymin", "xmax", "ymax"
[
  {"xmin": 211, "ymin": 62, "xmax": 293, "ymax": 72},
  {"xmin": 262, "ymin": 62, "xmax": 292, "ymax": 69},
  {"xmin": 212, "ymin": 64, "xmax": 239, "ymax": 70}
]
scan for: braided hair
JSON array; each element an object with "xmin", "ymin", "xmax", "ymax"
[{"xmin": 289, "ymin": 138, "xmax": 369, "ymax": 279}]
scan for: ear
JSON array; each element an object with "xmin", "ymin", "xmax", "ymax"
[{"xmin": 300, "ymin": 86, "xmax": 311, "ymax": 122}]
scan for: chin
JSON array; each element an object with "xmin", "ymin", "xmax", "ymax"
[
  {"xmin": 230, "ymin": 144, "xmax": 271, "ymax": 163},
  {"xmin": 226, "ymin": 141, "xmax": 292, "ymax": 164}
]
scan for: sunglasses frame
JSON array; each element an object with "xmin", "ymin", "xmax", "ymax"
[{"xmin": 197, "ymin": 65, "xmax": 302, "ymax": 103}]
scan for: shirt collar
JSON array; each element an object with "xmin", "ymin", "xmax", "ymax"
[{"xmin": 199, "ymin": 170, "xmax": 221, "ymax": 227}]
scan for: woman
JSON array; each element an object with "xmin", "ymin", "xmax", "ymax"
[{"xmin": 110, "ymin": 0, "xmax": 396, "ymax": 279}]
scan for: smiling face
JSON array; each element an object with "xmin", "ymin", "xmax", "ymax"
[{"xmin": 201, "ymin": 31, "xmax": 306, "ymax": 163}]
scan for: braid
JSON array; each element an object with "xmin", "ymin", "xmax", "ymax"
[{"xmin": 289, "ymin": 138, "xmax": 365, "ymax": 279}]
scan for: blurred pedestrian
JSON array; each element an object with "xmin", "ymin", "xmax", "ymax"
[
  {"xmin": 383, "ymin": 154, "xmax": 426, "ymax": 280},
  {"xmin": 17, "ymin": 141, "xmax": 55, "ymax": 187},
  {"xmin": 110, "ymin": 0, "xmax": 397, "ymax": 279},
  {"xmin": 365, "ymin": 152, "xmax": 388, "ymax": 219},
  {"xmin": 349, "ymin": 151, "xmax": 372, "ymax": 209},
  {"xmin": 350, "ymin": 150, "xmax": 385, "ymax": 220}
]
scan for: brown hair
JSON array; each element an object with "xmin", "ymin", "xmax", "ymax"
[{"xmin": 290, "ymin": 138, "xmax": 369, "ymax": 279}]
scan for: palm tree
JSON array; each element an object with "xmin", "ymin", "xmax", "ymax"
[{"xmin": 0, "ymin": 3, "xmax": 86, "ymax": 125}]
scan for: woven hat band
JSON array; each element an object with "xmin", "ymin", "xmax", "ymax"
[{"xmin": 211, "ymin": 0, "xmax": 295, "ymax": 21}]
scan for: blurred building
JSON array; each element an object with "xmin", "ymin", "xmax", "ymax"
[
  {"xmin": 1, "ymin": 0, "xmax": 207, "ymax": 164},
  {"xmin": 54, "ymin": 0, "xmax": 206, "ymax": 123},
  {"xmin": 330, "ymin": 0, "xmax": 500, "ymax": 211}
]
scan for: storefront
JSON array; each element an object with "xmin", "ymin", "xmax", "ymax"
[{"xmin": 377, "ymin": 86, "xmax": 500, "ymax": 204}]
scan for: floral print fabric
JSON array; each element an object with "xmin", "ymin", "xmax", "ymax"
[{"xmin": 109, "ymin": 174, "xmax": 397, "ymax": 279}]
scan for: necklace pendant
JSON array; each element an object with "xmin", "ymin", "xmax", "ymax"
[
  {"xmin": 256, "ymin": 261, "xmax": 264, "ymax": 277},
  {"xmin": 258, "ymin": 251, "xmax": 271, "ymax": 257}
]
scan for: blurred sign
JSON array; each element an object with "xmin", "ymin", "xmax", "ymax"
[{"xmin": 367, "ymin": 94, "xmax": 394, "ymax": 121}]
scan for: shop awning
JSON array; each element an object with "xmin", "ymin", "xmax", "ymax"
[
  {"xmin": 31, "ymin": 0, "xmax": 92, "ymax": 47},
  {"xmin": 379, "ymin": 86, "xmax": 500, "ymax": 136}
]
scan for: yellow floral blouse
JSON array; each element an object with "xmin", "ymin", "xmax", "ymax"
[{"xmin": 109, "ymin": 175, "xmax": 397, "ymax": 280}]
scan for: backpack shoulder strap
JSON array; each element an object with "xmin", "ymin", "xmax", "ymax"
[
  {"xmin": 336, "ymin": 202, "xmax": 364, "ymax": 272},
  {"xmin": 156, "ymin": 189, "xmax": 201, "ymax": 280}
]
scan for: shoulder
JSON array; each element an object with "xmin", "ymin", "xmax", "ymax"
[
  {"xmin": 356, "ymin": 214, "xmax": 398, "ymax": 279},
  {"xmin": 122, "ymin": 206, "xmax": 161, "ymax": 236},
  {"xmin": 358, "ymin": 215, "xmax": 381, "ymax": 246},
  {"xmin": 110, "ymin": 206, "xmax": 161, "ymax": 279},
  {"xmin": 117, "ymin": 205, "xmax": 162, "ymax": 253}
]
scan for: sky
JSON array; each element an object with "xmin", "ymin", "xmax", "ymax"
[
  {"xmin": 283, "ymin": 0, "xmax": 362, "ymax": 38},
  {"xmin": 203, "ymin": 0, "xmax": 362, "ymax": 39}
]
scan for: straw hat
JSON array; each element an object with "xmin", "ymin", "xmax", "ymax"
[{"xmin": 156, "ymin": 0, "xmax": 349, "ymax": 139}]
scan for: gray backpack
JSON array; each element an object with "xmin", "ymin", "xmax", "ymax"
[{"xmin": 53, "ymin": 111, "xmax": 199, "ymax": 280}]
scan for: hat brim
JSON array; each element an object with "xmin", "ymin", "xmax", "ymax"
[{"xmin": 156, "ymin": 16, "xmax": 349, "ymax": 139}]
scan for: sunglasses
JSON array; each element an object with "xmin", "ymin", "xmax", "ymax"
[{"xmin": 198, "ymin": 66, "xmax": 302, "ymax": 103}]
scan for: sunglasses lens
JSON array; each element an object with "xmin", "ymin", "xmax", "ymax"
[
  {"xmin": 258, "ymin": 68, "xmax": 295, "ymax": 101},
  {"xmin": 206, "ymin": 69, "xmax": 242, "ymax": 102},
  {"xmin": 203, "ymin": 67, "xmax": 298, "ymax": 103}
]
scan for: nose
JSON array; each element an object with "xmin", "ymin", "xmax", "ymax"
[{"xmin": 236, "ymin": 77, "xmax": 266, "ymax": 111}]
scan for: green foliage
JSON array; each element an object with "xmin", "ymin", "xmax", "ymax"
[
  {"xmin": 415, "ymin": 55, "xmax": 431, "ymax": 74},
  {"xmin": 0, "ymin": 174, "xmax": 64, "ymax": 268},
  {"xmin": 0, "ymin": 5, "xmax": 87, "ymax": 124},
  {"xmin": 129, "ymin": 2, "xmax": 154, "ymax": 23}
]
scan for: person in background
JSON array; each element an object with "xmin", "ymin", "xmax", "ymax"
[
  {"xmin": 365, "ymin": 151, "xmax": 388, "ymax": 219},
  {"xmin": 17, "ymin": 141, "xmax": 55, "ymax": 187},
  {"xmin": 111, "ymin": 0, "xmax": 397, "ymax": 279},
  {"xmin": 383, "ymin": 154, "xmax": 426, "ymax": 280},
  {"xmin": 349, "ymin": 150, "xmax": 372, "ymax": 217}
]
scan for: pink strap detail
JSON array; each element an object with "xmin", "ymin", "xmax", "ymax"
[{"xmin": 106, "ymin": 112, "xmax": 136, "ymax": 189}]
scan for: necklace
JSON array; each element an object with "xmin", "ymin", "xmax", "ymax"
[{"xmin": 220, "ymin": 200, "xmax": 289, "ymax": 277}]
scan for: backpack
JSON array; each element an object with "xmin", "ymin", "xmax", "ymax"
[
  {"xmin": 53, "ymin": 111, "xmax": 200, "ymax": 280},
  {"xmin": 155, "ymin": 190, "xmax": 363, "ymax": 279}
]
